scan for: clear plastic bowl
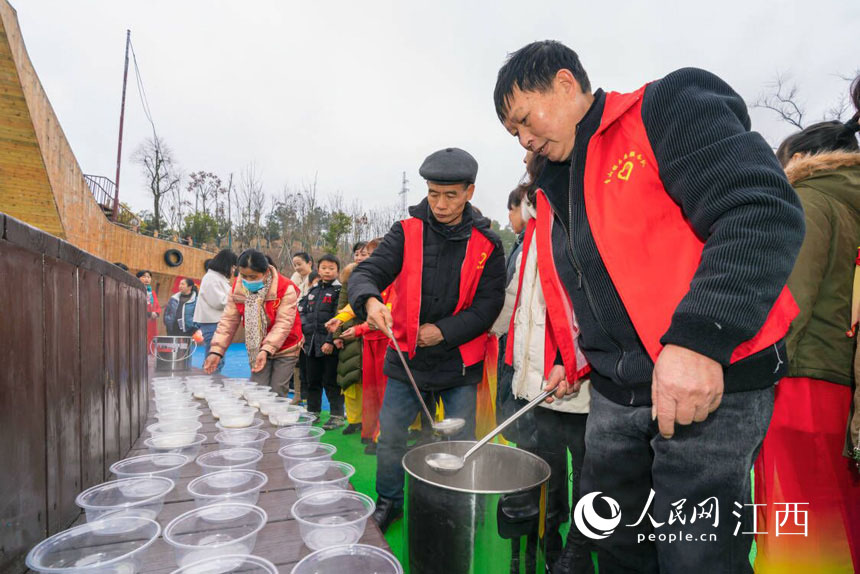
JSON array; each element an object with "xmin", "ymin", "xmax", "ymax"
[
  {"xmin": 217, "ymin": 407, "xmax": 258, "ymax": 429},
  {"xmin": 291, "ymin": 490, "xmax": 375, "ymax": 550},
  {"xmin": 270, "ymin": 410, "xmax": 316, "ymax": 427},
  {"xmin": 76, "ymin": 477, "xmax": 175, "ymax": 522},
  {"xmin": 215, "ymin": 418, "xmax": 264, "ymax": 434},
  {"xmin": 147, "ymin": 420, "xmax": 203, "ymax": 435},
  {"xmin": 241, "ymin": 385, "xmax": 271, "ymax": 399},
  {"xmin": 145, "ymin": 433, "xmax": 208, "ymax": 458},
  {"xmin": 194, "ymin": 385, "xmax": 221, "ymax": 399},
  {"xmin": 187, "ymin": 469, "xmax": 268, "ymax": 510},
  {"xmin": 170, "ymin": 554, "xmax": 278, "ymax": 574},
  {"xmin": 196, "ymin": 448, "xmax": 263, "ymax": 475},
  {"xmin": 288, "ymin": 461, "xmax": 355, "ymax": 499},
  {"xmin": 276, "ymin": 426, "xmax": 324, "ymax": 447},
  {"xmin": 278, "ymin": 443, "xmax": 337, "ymax": 472},
  {"xmin": 156, "ymin": 408, "xmax": 203, "ymax": 423},
  {"xmin": 208, "ymin": 399, "xmax": 245, "ymax": 419},
  {"xmin": 111, "ymin": 453, "xmax": 190, "ymax": 480},
  {"xmin": 26, "ymin": 516, "xmax": 161, "ymax": 574},
  {"xmin": 164, "ymin": 504, "xmax": 268, "ymax": 568},
  {"xmin": 245, "ymin": 392, "xmax": 276, "ymax": 409},
  {"xmin": 290, "ymin": 544, "xmax": 403, "ymax": 574},
  {"xmin": 154, "ymin": 391, "xmax": 193, "ymax": 402},
  {"xmin": 257, "ymin": 397, "xmax": 291, "ymax": 416},
  {"xmin": 156, "ymin": 400, "xmax": 199, "ymax": 413},
  {"xmin": 214, "ymin": 430, "xmax": 269, "ymax": 451}
]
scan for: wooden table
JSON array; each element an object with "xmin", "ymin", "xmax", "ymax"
[{"xmin": 68, "ymin": 398, "xmax": 390, "ymax": 573}]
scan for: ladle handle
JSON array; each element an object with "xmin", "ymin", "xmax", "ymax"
[
  {"xmin": 385, "ymin": 326, "xmax": 437, "ymax": 427},
  {"xmin": 463, "ymin": 388, "xmax": 555, "ymax": 461}
]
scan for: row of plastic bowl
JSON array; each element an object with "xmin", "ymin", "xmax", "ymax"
[{"xmin": 25, "ymin": 374, "xmax": 402, "ymax": 574}]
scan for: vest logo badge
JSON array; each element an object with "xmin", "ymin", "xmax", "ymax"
[
  {"xmin": 604, "ymin": 150, "xmax": 647, "ymax": 184},
  {"xmin": 477, "ymin": 252, "xmax": 488, "ymax": 270}
]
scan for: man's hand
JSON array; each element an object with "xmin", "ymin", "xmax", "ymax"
[
  {"xmin": 251, "ymin": 351, "xmax": 268, "ymax": 373},
  {"xmin": 417, "ymin": 324, "xmax": 444, "ymax": 347},
  {"xmin": 203, "ymin": 353, "xmax": 221, "ymax": 374},
  {"xmin": 333, "ymin": 339, "xmax": 344, "ymax": 350},
  {"xmin": 652, "ymin": 344, "xmax": 724, "ymax": 439},
  {"xmin": 366, "ymin": 298, "xmax": 392, "ymax": 334},
  {"xmin": 341, "ymin": 327, "xmax": 357, "ymax": 341},
  {"xmin": 543, "ymin": 364, "xmax": 582, "ymax": 403},
  {"xmin": 321, "ymin": 342, "xmax": 335, "ymax": 355},
  {"xmin": 325, "ymin": 317, "xmax": 343, "ymax": 333}
]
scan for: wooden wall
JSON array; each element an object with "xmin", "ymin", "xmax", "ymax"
[
  {"xmin": 0, "ymin": 213, "xmax": 148, "ymax": 574},
  {"xmin": 0, "ymin": 1, "xmax": 210, "ymax": 281}
]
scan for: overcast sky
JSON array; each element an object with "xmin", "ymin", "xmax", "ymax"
[{"xmin": 13, "ymin": 0, "xmax": 860, "ymax": 224}]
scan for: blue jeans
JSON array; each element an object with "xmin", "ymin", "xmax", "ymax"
[
  {"xmin": 581, "ymin": 386, "xmax": 774, "ymax": 574},
  {"xmin": 198, "ymin": 323, "xmax": 223, "ymax": 373},
  {"xmin": 376, "ymin": 379, "xmax": 477, "ymax": 504}
]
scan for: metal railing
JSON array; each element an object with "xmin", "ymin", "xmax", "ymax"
[{"xmin": 83, "ymin": 174, "xmax": 116, "ymax": 212}]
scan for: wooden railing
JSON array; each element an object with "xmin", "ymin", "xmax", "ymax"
[{"xmin": 0, "ymin": 212, "xmax": 149, "ymax": 574}]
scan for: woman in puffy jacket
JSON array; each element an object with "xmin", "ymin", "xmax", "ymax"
[
  {"xmin": 204, "ymin": 249, "xmax": 303, "ymax": 396},
  {"xmin": 163, "ymin": 278, "xmax": 199, "ymax": 336}
]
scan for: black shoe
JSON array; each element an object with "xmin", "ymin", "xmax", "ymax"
[
  {"xmin": 361, "ymin": 437, "xmax": 371, "ymax": 444},
  {"xmin": 371, "ymin": 496, "xmax": 402, "ymax": 533},
  {"xmin": 364, "ymin": 442, "xmax": 377, "ymax": 455},
  {"xmin": 342, "ymin": 423, "xmax": 361, "ymax": 435}
]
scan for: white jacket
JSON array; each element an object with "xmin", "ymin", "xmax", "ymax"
[
  {"xmin": 510, "ymin": 200, "xmax": 590, "ymax": 414},
  {"xmin": 192, "ymin": 269, "xmax": 232, "ymax": 324}
]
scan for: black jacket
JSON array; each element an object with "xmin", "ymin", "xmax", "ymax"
[
  {"xmin": 299, "ymin": 279, "xmax": 341, "ymax": 357},
  {"xmin": 536, "ymin": 68, "xmax": 804, "ymax": 407},
  {"xmin": 349, "ymin": 199, "xmax": 506, "ymax": 390}
]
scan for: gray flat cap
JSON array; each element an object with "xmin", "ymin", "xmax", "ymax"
[{"xmin": 419, "ymin": 147, "xmax": 478, "ymax": 184}]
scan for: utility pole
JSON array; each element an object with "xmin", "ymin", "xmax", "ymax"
[
  {"xmin": 112, "ymin": 30, "xmax": 131, "ymax": 222},
  {"xmin": 226, "ymin": 173, "xmax": 233, "ymax": 250},
  {"xmin": 400, "ymin": 171, "xmax": 409, "ymax": 218}
]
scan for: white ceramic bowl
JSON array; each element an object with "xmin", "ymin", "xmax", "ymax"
[
  {"xmin": 290, "ymin": 544, "xmax": 403, "ymax": 574},
  {"xmin": 76, "ymin": 477, "xmax": 174, "ymax": 522},
  {"xmin": 163, "ymin": 504, "xmax": 268, "ymax": 568},
  {"xmin": 187, "ymin": 469, "xmax": 268, "ymax": 510},
  {"xmin": 288, "ymin": 461, "xmax": 355, "ymax": 499},
  {"xmin": 145, "ymin": 433, "xmax": 208, "ymax": 458},
  {"xmin": 169, "ymin": 554, "xmax": 277, "ymax": 574},
  {"xmin": 111, "ymin": 453, "xmax": 190, "ymax": 480},
  {"xmin": 26, "ymin": 516, "xmax": 161, "ymax": 574},
  {"xmin": 214, "ymin": 430, "xmax": 269, "ymax": 451},
  {"xmin": 196, "ymin": 448, "xmax": 263, "ymax": 475},
  {"xmin": 276, "ymin": 426, "xmax": 324, "ymax": 447},
  {"xmin": 277, "ymin": 443, "xmax": 336, "ymax": 472},
  {"xmin": 291, "ymin": 490, "xmax": 375, "ymax": 550}
]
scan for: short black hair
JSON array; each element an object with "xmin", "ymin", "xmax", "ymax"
[
  {"xmin": 317, "ymin": 253, "xmax": 340, "ymax": 271},
  {"xmin": 308, "ymin": 270, "xmax": 320, "ymax": 283},
  {"xmin": 352, "ymin": 241, "xmax": 367, "ymax": 254},
  {"xmin": 207, "ymin": 249, "xmax": 238, "ymax": 278},
  {"xmin": 114, "ymin": 262, "xmax": 129, "ymax": 271},
  {"xmin": 265, "ymin": 254, "xmax": 277, "ymax": 269},
  {"xmin": 136, "ymin": 269, "xmax": 151, "ymax": 278},
  {"xmin": 507, "ymin": 188, "xmax": 524, "ymax": 210},
  {"xmin": 494, "ymin": 40, "xmax": 591, "ymax": 122},
  {"xmin": 293, "ymin": 252, "xmax": 313, "ymax": 265},
  {"xmin": 237, "ymin": 249, "xmax": 270, "ymax": 273}
]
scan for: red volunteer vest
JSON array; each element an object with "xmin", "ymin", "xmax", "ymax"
[
  {"xmin": 505, "ymin": 191, "xmax": 591, "ymax": 383},
  {"xmin": 581, "ymin": 86, "xmax": 798, "ymax": 363},
  {"xmin": 234, "ymin": 272, "xmax": 303, "ymax": 353},
  {"xmin": 391, "ymin": 217, "xmax": 494, "ymax": 366}
]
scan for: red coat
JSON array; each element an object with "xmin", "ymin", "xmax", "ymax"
[{"xmin": 146, "ymin": 288, "xmax": 161, "ymax": 346}]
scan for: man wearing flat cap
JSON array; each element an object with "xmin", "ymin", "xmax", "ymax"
[{"xmin": 349, "ymin": 147, "xmax": 506, "ymax": 532}]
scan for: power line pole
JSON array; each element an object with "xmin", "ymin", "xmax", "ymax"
[
  {"xmin": 112, "ymin": 30, "xmax": 131, "ymax": 221},
  {"xmin": 400, "ymin": 171, "xmax": 409, "ymax": 218}
]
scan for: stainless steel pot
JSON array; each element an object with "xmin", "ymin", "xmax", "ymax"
[
  {"xmin": 403, "ymin": 441, "xmax": 551, "ymax": 574},
  {"xmin": 150, "ymin": 335, "xmax": 195, "ymax": 372}
]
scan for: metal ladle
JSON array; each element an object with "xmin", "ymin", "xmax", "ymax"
[
  {"xmin": 385, "ymin": 327, "xmax": 466, "ymax": 436},
  {"xmin": 425, "ymin": 388, "xmax": 554, "ymax": 474}
]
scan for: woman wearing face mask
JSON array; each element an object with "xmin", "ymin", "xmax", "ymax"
[
  {"xmin": 204, "ymin": 249, "xmax": 304, "ymax": 396},
  {"xmin": 163, "ymin": 278, "xmax": 200, "ymax": 336}
]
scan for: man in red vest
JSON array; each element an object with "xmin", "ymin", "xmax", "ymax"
[
  {"xmin": 493, "ymin": 42, "xmax": 804, "ymax": 573},
  {"xmin": 349, "ymin": 147, "xmax": 506, "ymax": 533}
]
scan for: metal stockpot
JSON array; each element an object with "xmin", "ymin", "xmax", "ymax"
[
  {"xmin": 403, "ymin": 441, "xmax": 550, "ymax": 574},
  {"xmin": 150, "ymin": 336, "xmax": 195, "ymax": 372}
]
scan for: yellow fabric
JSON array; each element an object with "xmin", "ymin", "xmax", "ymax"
[
  {"xmin": 335, "ymin": 304, "xmax": 356, "ymax": 323},
  {"xmin": 343, "ymin": 383, "xmax": 362, "ymax": 424}
]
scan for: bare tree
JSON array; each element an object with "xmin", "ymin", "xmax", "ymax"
[
  {"xmin": 238, "ymin": 164, "xmax": 266, "ymax": 249},
  {"xmin": 133, "ymin": 136, "xmax": 181, "ymax": 232},
  {"xmin": 751, "ymin": 73, "xmax": 806, "ymax": 129},
  {"xmin": 186, "ymin": 171, "xmax": 224, "ymax": 216}
]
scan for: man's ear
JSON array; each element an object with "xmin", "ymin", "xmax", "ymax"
[
  {"xmin": 555, "ymin": 68, "xmax": 581, "ymax": 95},
  {"xmin": 465, "ymin": 183, "xmax": 476, "ymax": 201}
]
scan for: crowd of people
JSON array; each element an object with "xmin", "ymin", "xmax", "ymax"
[{"xmin": 141, "ymin": 40, "xmax": 860, "ymax": 574}]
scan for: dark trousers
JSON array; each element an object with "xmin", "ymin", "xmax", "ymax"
[
  {"xmin": 582, "ymin": 386, "xmax": 774, "ymax": 574},
  {"xmin": 533, "ymin": 407, "xmax": 593, "ymax": 573},
  {"xmin": 306, "ymin": 353, "xmax": 343, "ymax": 417},
  {"xmin": 377, "ymin": 379, "xmax": 477, "ymax": 504},
  {"xmin": 298, "ymin": 350, "xmax": 309, "ymax": 400}
]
